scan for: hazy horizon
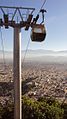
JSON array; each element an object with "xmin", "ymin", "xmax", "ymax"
[{"xmin": 0, "ymin": 49, "xmax": 67, "ymax": 63}]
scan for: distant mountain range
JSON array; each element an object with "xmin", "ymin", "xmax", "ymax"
[
  {"xmin": 22, "ymin": 49, "xmax": 67, "ymax": 56},
  {"xmin": 0, "ymin": 50, "xmax": 67, "ymax": 63}
]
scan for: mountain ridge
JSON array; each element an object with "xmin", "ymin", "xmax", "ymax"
[{"xmin": 0, "ymin": 50, "xmax": 67, "ymax": 61}]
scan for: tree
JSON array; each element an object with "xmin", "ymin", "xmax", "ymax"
[{"xmin": 22, "ymin": 96, "xmax": 64, "ymax": 119}]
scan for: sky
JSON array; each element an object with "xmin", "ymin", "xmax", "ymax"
[{"xmin": 0, "ymin": 0, "xmax": 67, "ymax": 51}]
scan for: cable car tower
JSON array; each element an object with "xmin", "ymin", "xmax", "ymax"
[{"xmin": 0, "ymin": 5, "xmax": 46, "ymax": 119}]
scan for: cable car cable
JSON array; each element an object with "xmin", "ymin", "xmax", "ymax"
[
  {"xmin": 22, "ymin": 34, "xmax": 30, "ymax": 67},
  {"xmin": 31, "ymin": 0, "xmax": 47, "ymax": 42},
  {"xmin": 0, "ymin": 27, "xmax": 6, "ymax": 70},
  {"xmin": 32, "ymin": 0, "xmax": 47, "ymax": 24},
  {"xmin": 39, "ymin": 0, "xmax": 47, "ymax": 24},
  {"xmin": 39, "ymin": 0, "xmax": 47, "ymax": 12},
  {"xmin": 38, "ymin": 0, "xmax": 47, "ymax": 14}
]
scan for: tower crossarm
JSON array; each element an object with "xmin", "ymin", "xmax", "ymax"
[{"xmin": 0, "ymin": 6, "xmax": 35, "ymax": 28}]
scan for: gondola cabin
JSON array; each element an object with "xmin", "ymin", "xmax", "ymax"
[{"xmin": 31, "ymin": 24, "xmax": 46, "ymax": 42}]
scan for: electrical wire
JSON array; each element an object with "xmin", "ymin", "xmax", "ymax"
[
  {"xmin": 22, "ymin": 34, "xmax": 30, "ymax": 68},
  {"xmin": 0, "ymin": 27, "xmax": 6, "ymax": 70}
]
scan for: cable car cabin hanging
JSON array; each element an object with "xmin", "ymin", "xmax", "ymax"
[{"xmin": 31, "ymin": 24, "xmax": 46, "ymax": 42}]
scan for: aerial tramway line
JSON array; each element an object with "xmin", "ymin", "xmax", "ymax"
[
  {"xmin": 0, "ymin": 0, "xmax": 47, "ymax": 119},
  {"xmin": 0, "ymin": 7, "xmax": 46, "ymax": 42}
]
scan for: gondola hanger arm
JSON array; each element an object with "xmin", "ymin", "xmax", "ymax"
[{"xmin": 40, "ymin": 9, "xmax": 47, "ymax": 24}]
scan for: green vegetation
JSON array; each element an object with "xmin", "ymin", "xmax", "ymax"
[
  {"xmin": 22, "ymin": 96, "xmax": 64, "ymax": 119},
  {"xmin": 61, "ymin": 103, "xmax": 67, "ymax": 119},
  {"xmin": 0, "ymin": 101, "xmax": 14, "ymax": 119},
  {"xmin": 0, "ymin": 96, "xmax": 67, "ymax": 119}
]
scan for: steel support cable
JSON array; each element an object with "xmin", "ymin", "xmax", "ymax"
[
  {"xmin": 22, "ymin": 1, "xmax": 47, "ymax": 64},
  {"xmin": 22, "ymin": 34, "xmax": 30, "ymax": 68},
  {"xmin": 40, "ymin": 0, "xmax": 46, "ymax": 11},
  {"xmin": 33, "ymin": 0, "xmax": 47, "ymax": 24},
  {"xmin": 22, "ymin": 0, "xmax": 47, "ymax": 62},
  {"xmin": 37, "ymin": 0, "xmax": 47, "ymax": 14},
  {"xmin": 0, "ymin": 27, "xmax": 6, "ymax": 70}
]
